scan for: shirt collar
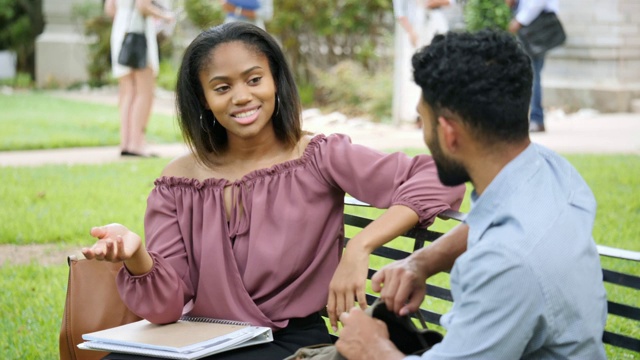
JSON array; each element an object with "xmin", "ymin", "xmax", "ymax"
[{"xmin": 465, "ymin": 143, "xmax": 540, "ymax": 246}]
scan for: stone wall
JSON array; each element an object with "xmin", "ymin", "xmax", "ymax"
[
  {"xmin": 35, "ymin": 0, "xmax": 100, "ymax": 87},
  {"xmin": 544, "ymin": 0, "xmax": 640, "ymax": 112}
]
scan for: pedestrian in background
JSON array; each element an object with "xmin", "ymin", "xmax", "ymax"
[
  {"xmin": 221, "ymin": 0, "xmax": 273, "ymax": 30},
  {"xmin": 392, "ymin": 0, "xmax": 455, "ymax": 128},
  {"xmin": 105, "ymin": 0, "xmax": 174, "ymax": 157},
  {"xmin": 506, "ymin": 0, "xmax": 559, "ymax": 133}
]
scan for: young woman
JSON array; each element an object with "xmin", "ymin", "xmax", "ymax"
[
  {"xmin": 105, "ymin": 0, "xmax": 173, "ymax": 156},
  {"xmin": 83, "ymin": 22, "xmax": 465, "ymax": 359}
]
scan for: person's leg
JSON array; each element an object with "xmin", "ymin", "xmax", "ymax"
[
  {"xmin": 529, "ymin": 54, "xmax": 545, "ymax": 132},
  {"xmin": 128, "ymin": 67, "xmax": 156, "ymax": 154},
  {"xmin": 117, "ymin": 74, "xmax": 135, "ymax": 153}
]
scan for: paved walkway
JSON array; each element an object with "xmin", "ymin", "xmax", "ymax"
[{"xmin": 1, "ymin": 89, "xmax": 638, "ymax": 167}]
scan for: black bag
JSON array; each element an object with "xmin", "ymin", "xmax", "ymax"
[
  {"xmin": 117, "ymin": 32, "xmax": 147, "ymax": 68},
  {"xmin": 284, "ymin": 299, "xmax": 443, "ymax": 359},
  {"xmin": 517, "ymin": 12, "xmax": 566, "ymax": 57}
]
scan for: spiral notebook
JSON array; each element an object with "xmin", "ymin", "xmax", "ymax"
[{"xmin": 78, "ymin": 316, "xmax": 273, "ymax": 360}]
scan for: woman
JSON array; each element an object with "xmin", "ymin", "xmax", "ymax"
[
  {"xmin": 83, "ymin": 22, "xmax": 465, "ymax": 359},
  {"xmin": 105, "ymin": 0, "xmax": 173, "ymax": 157}
]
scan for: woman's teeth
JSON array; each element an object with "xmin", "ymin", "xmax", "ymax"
[{"xmin": 234, "ymin": 109, "xmax": 258, "ymax": 118}]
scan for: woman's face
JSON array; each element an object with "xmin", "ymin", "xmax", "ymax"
[{"xmin": 199, "ymin": 41, "xmax": 277, "ymax": 143}]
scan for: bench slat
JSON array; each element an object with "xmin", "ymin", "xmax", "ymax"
[
  {"xmin": 602, "ymin": 331, "xmax": 640, "ymax": 352},
  {"xmin": 607, "ymin": 301, "xmax": 640, "ymax": 321},
  {"xmin": 602, "ymin": 269, "xmax": 640, "ymax": 290}
]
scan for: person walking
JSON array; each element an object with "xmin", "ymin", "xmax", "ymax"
[
  {"xmin": 506, "ymin": 0, "xmax": 560, "ymax": 133},
  {"xmin": 221, "ymin": 0, "xmax": 273, "ymax": 30},
  {"xmin": 392, "ymin": 0, "xmax": 454, "ymax": 128},
  {"xmin": 105, "ymin": 0, "xmax": 173, "ymax": 157}
]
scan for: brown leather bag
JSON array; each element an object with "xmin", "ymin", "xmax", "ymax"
[{"xmin": 59, "ymin": 255, "xmax": 142, "ymax": 360}]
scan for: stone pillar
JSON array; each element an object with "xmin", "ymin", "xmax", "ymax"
[
  {"xmin": 544, "ymin": 0, "xmax": 640, "ymax": 112},
  {"xmin": 35, "ymin": 0, "xmax": 100, "ymax": 87}
]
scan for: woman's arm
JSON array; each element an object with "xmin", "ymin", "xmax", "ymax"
[
  {"xmin": 136, "ymin": 0, "xmax": 174, "ymax": 21},
  {"xmin": 327, "ymin": 205, "xmax": 419, "ymax": 330},
  {"xmin": 104, "ymin": 0, "xmax": 116, "ymax": 19}
]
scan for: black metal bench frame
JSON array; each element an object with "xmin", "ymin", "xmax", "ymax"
[{"xmin": 336, "ymin": 197, "xmax": 640, "ymax": 354}]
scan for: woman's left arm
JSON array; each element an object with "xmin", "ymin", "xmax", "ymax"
[
  {"xmin": 136, "ymin": 0, "xmax": 174, "ymax": 21},
  {"xmin": 316, "ymin": 134, "xmax": 466, "ymax": 331},
  {"xmin": 326, "ymin": 205, "xmax": 419, "ymax": 331}
]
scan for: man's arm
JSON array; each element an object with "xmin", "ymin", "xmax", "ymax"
[
  {"xmin": 372, "ymin": 223, "xmax": 468, "ymax": 315},
  {"xmin": 421, "ymin": 246, "xmax": 542, "ymax": 359}
]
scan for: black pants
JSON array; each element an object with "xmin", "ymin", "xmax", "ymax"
[{"xmin": 103, "ymin": 312, "xmax": 332, "ymax": 360}]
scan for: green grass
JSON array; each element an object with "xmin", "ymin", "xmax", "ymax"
[
  {"xmin": 0, "ymin": 159, "xmax": 168, "ymax": 245},
  {"xmin": 0, "ymin": 92, "xmax": 182, "ymax": 151},
  {"xmin": 0, "ymin": 153, "xmax": 638, "ymax": 359},
  {"xmin": 0, "ymin": 264, "xmax": 68, "ymax": 359}
]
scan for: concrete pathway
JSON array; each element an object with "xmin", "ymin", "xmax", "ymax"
[{"xmin": 1, "ymin": 89, "xmax": 638, "ymax": 168}]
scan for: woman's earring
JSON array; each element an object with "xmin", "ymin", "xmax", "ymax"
[
  {"xmin": 200, "ymin": 112, "xmax": 209, "ymax": 134},
  {"xmin": 274, "ymin": 95, "xmax": 281, "ymax": 118}
]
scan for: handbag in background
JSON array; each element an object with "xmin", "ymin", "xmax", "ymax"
[
  {"xmin": 117, "ymin": 0, "xmax": 147, "ymax": 69},
  {"xmin": 517, "ymin": 12, "xmax": 567, "ymax": 57},
  {"xmin": 118, "ymin": 32, "xmax": 147, "ymax": 68},
  {"xmin": 59, "ymin": 255, "xmax": 141, "ymax": 360}
]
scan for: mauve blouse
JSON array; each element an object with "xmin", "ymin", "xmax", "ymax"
[{"xmin": 116, "ymin": 134, "xmax": 465, "ymax": 330}]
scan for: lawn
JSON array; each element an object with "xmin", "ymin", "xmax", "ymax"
[{"xmin": 0, "ymin": 92, "xmax": 181, "ymax": 150}]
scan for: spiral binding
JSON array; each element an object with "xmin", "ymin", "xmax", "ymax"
[{"xmin": 180, "ymin": 316, "xmax": 251, "ymax": 326}]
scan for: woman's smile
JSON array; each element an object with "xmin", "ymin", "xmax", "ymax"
[{"xmin": 231, "ymin": 106, "xmax": 261, "ymax": 125}]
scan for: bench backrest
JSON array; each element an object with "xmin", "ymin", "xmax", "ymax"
[{"xmin": 341, "ymin": 198, "xmax": 640, "ymax": 355}]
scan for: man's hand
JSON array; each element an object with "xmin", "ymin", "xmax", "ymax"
[
  {"xmin": 371, "ymin": 255, "xmax": 428, "ymax": 316},
  {"xmin": 336, "ymin": 308, "xmax": 405, "ymax": 360}
]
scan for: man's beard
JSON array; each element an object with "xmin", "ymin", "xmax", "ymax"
[{"xmin": 427, "ymin": 130, "xmax": 470, "ymax": 186}]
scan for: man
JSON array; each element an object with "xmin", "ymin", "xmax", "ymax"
[
  {"xmin": 506, "ymin": 0, "xmax": 560, "ymax": 133},
  {"xmin": 336, "ymin": 30, "xmax": 607, "ymax": 359},
  {"xmin": 221, "ymin": 0, "xmax": 273, "ymax": 30}
]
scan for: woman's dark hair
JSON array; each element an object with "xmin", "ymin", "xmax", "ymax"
[
  {"xmin": 175, "ymin": 22, "xmax": 302, "ymax": 164},
  {"xmin": 412, "ymin": 30, "xmax": 532, "ymax": 144}
]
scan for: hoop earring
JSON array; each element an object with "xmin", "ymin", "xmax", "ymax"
[
  {"xmin": 200, "ymin": 112, "xmax": 209, "ymax": 134},
  {"xmin": 200, "ymin": 111, "xmax": 216, "ymax": 133},
  {"xmin": 274, "ymin": 95, "xmax": 281, "ymax": 118}
]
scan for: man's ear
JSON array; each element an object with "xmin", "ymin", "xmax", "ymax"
[{"xmin": 437, "ymin": 116, "xmax": 460, "ymax": 153}]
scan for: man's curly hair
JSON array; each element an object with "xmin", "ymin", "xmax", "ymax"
[{"xmin": 412, "ymin": 30, "xmax": 532, "ymax": 143}]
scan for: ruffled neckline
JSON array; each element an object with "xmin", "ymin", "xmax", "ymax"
[{"xmin": 155, "ymin": 134, "xmax": 327, "ymax": 189}]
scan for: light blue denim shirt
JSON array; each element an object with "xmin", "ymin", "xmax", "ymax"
[{"xmin": 408, "ymin": 143, "xmax": 607, "ymax": 359}]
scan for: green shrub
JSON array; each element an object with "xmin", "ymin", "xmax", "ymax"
[
  {"xmin": 0, "ymin": 0, "xmax": 45, "ymax": 79},
  {"xmin": 464, "ymin": 0, "xmax": 511, "ymax": 32},
  {"xmin": 184, "ymin": 0, "xmax": 225, "ymax": 29},
  {"xmin": 157, "ymin": 59, "xmax": 178, "ymax": 91},
  {"xmin": 313, "ymin": 60, "xmax": 393, "ymax": 122}
]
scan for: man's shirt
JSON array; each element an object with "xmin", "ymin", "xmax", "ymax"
[{"xmin": 410, "ymin": 143, "xmax": 607, "ymax": 359}]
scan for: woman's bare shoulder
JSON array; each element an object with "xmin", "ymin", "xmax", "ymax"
[{"xmin": 161, "ymin": 153, "xmax": 200, "ymax": 178}]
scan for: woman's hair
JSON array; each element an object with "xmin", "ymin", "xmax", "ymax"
[
  {"xmin": 175, "ymin": 22, "xmax": 302, "ymax": 165},
  {"xmin": 412, "ymin": 30, "xmax": 532, "ymax": 144}
]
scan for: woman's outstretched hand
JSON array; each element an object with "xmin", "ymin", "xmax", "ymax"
[{"xmin": 83, "ymin": 223, "xmax": 142, "ymax": 262}]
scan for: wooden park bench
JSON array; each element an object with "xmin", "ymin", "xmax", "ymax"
[{"xmin": 335, "ymin": 197, "xmax": 640, "ymax": 356}]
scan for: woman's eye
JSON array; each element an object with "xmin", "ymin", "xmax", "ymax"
[
  {"xmin": 248, "ymin": 77, "xmax": 262, "ymax": 85},
  {"xmin": 214, "ymin": 85, "xmax": 229, "ymax": 93}
]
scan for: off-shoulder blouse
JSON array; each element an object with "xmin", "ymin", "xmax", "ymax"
[{"xmin": 117, "ymin": 134, "xmax": 465, "ymax": 329}]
